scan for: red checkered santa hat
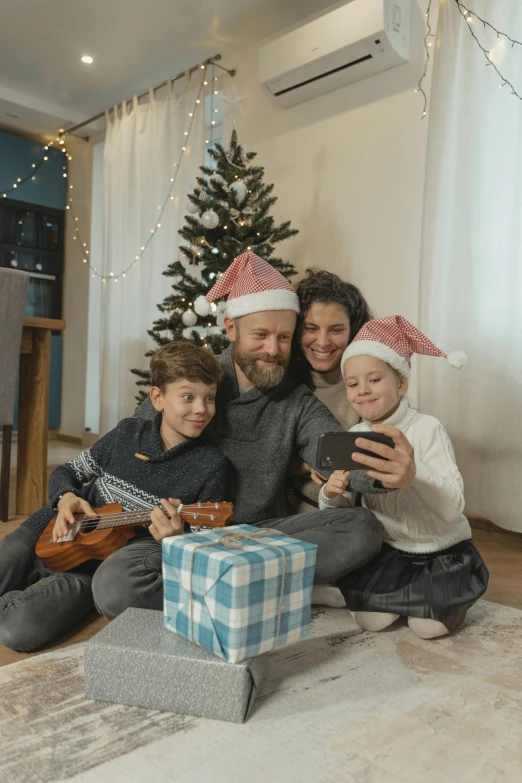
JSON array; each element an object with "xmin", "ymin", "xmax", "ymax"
[
  {"xmin": 194, "ymin": 251, "xmax": 299, "ymax": 319},
  {"xmin": 341, "ymin": 315, "xmax": 467, "ymax": 380}
]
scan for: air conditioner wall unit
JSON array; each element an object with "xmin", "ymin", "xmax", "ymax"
[{"xmin": 259, "ymin": 0, "xmax": 412, "ymax": 108}]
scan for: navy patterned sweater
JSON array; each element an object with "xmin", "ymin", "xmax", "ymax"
[{"xmin": 22, "ymin": 413, "xmax": 228, "ymax": 534}]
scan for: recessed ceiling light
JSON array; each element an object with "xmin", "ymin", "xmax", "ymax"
[{"xmin": 81, "ymin": 55, "xmax": 94, "ymax": 64}]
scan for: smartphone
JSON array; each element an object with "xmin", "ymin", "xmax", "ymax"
[{"xmin": 316, "ymin": 431, "xmax": 395, "ymax": 473}]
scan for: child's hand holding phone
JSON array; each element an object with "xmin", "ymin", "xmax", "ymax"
[{"xmin": 323, "ymin": 470, "xmax": 350, "ymax": 499}]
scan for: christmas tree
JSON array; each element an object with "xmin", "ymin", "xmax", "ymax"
[{"xmin": 131, "ymin": 130, "xmax": 298, "ymax": 401}]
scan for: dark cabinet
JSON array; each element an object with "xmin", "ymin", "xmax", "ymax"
[{"xmin": 0, "ymin": 198, "xmax": 64, "ymax": 319}]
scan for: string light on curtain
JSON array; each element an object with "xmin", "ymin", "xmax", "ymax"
[
  {"xmin": 416, "ymin": 0, "xmax": 434, "ymax": 119},
  {"xmin": 416, "ymin": 2, "xmax": 522, "ymax": 119},
  {"xmin": 1, "ymin": 55, "xmax": 235, "ymax": 285},
  {"xmin": 68, "ymin": 64, "xmax": 210, "ymax": 283},
  {"xmin": 455, "ymin": 2, "xmax": 522, "ymax": 100},
  {"xmin": 204, "ymin": 66, "xmax": 222, "ymax": 145}
]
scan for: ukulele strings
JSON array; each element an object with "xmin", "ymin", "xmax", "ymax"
[{"xmin": 71, "ymin": 506, "xmax": 226, "ymax": 532}]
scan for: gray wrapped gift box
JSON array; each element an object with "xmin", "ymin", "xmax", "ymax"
[{"xmin": 84, "ymin": 608, "xmax": 265, "ymax": 723}]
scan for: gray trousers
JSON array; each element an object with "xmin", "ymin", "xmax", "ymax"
[
  {"xmin": 0, "ymin": 520, "xmax": 96, "ymax": 653},
  {"xmin": 91, "ymin": 506, "xmax": 381, "ymax": 620},
  {"xmin": 0, "ymin": 506, "xmax": 381, "ymax": 649}
]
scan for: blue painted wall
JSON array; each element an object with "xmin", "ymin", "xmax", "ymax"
[
  {"xmin": 0, "ymin": 131, "xmax": 67, "ymax": 209},
  {"xmin": 1, "ymin": 129, "xmax": 66, "ymax": 429}
]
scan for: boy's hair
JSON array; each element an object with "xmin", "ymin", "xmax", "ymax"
[{"xmin": 150, "ymin": 341, "xmax": 223, "ymax": 391}]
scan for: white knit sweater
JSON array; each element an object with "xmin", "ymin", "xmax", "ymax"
[{"xmin": 318, "ymin": 398, "xmax": 472, "ymax": 553}]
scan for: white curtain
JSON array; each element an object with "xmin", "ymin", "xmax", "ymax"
[
  {"xmin": 419, "ymin": 0, "xmax": 522, "ymax": 531},
  {"xmin": 98, "ymin": 75, "xmax": 205, "ymax": 433}
]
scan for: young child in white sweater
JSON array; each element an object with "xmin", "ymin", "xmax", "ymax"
[{"xmin": 319, "ymin": 316, "xmax": 488, "ymax": 639}]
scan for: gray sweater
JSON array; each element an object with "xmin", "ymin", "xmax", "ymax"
[{"xmin": 136, "ymin": 345, "xmax": 381, "ymax": 524}]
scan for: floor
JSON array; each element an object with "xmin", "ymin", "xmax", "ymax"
[
  {"xmin": 3, "ymin": 601, "xmax": 521, "ymax": 783},
  {"xmin": 1, "ymin": 442, "xmax": 522, "ymax": 668}
]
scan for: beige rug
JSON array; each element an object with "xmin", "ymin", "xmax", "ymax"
[{"xmin": 1, "ymin": 601, "xmax": 521, "ymax": 783}]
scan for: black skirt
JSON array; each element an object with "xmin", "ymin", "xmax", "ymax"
[{"xmin": 337, "ymin": 539, "xmax": 489, "ymax": 632}]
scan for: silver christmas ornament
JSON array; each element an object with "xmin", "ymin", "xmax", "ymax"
[
  {"xmin": 229, "ymin": 180, "xmax": 248, "ymax": 203},
  {"xmin": 209, "ymin": 173, "xmax": 226, "ymax": 187},
  {"xmin": 201, "ymin": 210, "xmax": 220, "ymax": 230},
  {"xmin": 182, "ymin": 309, "xmax": 198, "ymax": 327},
  {"xmin": 186, "ymin": 201, "xmax": 199, "ymax": 214}
]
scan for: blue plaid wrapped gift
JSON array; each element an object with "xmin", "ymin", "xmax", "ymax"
[{"xmin": 162, "ymin": 524, "xmax": 317, "ymax": 663}]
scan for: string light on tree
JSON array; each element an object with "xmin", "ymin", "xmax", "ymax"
[{"xmin": 131, "ymin": 129, "xmax": 298, "ymax": 401}]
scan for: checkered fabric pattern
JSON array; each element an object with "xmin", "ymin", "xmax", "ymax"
[
  {"xmin": 207, "ymin": 251, "xmax": 294, "ymax": 302},
  {"xmin": 206, "ymin": 251, "xmax": 296, "ymax": 303},
  {"xmin": 162, "ymin": 524, "xmax": 317, "ymax": 663},
  {"xmin": 353, "ymin": 316, "xmax": 448, "ymax": 365}
]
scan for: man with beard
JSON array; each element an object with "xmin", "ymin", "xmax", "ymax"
[{"xmin": 93, "ymin": 253, "xmax": 390, "ymax": 619}]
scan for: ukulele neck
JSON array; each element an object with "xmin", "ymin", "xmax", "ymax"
[{"xmin": 77, "ymin": 502, "xmax": 225, "ymax": 530}]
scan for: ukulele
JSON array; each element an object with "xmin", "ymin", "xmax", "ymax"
[{"xmin": 35, "ymin": 501, "xmax": 234, "ymax": 572}]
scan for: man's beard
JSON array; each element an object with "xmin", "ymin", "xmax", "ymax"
[{"xmin": 233, "ymin": 342, "xmax": 289, "ymax": 389}]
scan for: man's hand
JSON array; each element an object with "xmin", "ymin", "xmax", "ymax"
[
  {"xmin": 323, "ymin": 470, "xmax": 350, "ymax": 499},
  {"xmin": 300, "ymin": 461, "xmax": 328, "ymax": 486},
  {"xmin": 310, "ymin": 467, "xmax": 328, "ymax": 486},
  {"xmin": 149, "ymin": 498, "xmax": 184, "ymax": 542},
  {"xmin": 52, "ymin": 492, "xmax": 98, "ymax": 542},
  {"xmin": 352, "ymin": 424, "xmax": 416, "ymax": 489}
]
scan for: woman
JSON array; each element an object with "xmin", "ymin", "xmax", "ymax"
[{"xmin": 287, "ymin": 269, "xmax": 373, "ymax": 513}]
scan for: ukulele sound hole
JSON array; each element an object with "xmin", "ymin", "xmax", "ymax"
[{"xmin": 78, "ymin": 516, "xmax": 103, "ymax": 536}]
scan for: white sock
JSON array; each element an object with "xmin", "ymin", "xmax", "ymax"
[
  {"xmin": 311, "ymin": 584, "xmax": 346, "ymax": 608},
  {"xmin": 353, "ymin": 611, "xmax": 400, "ymax": 632},
  {"xmin": 408, "ymin": 617, "xmax": 450, "ymax": 639}
]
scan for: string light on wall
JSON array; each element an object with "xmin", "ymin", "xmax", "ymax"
[
  {"xmin": 1, "ymin": 146, "xmax": 63, "ymax": 198},
  {"xmin": 454, "ymin": 1, "xmax": 522, "ymax": 100}
]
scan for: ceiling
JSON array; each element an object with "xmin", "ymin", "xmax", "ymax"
[{"xmin": 0, "ymin": 0, "xmax": 337, "ymax": 139}]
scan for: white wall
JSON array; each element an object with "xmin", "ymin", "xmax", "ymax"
[
  {"xmin": 222, "ymin": 0, "xmax": 433, "ymax": 397},
  {"xmin": 59, "ymin": 0, "xmax": 434, "ymax": 433},
  {"xmin": 59, "ymin": 135, "xmax": 93, "ymax": 440}
]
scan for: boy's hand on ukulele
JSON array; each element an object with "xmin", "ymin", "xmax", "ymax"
[
  {"xmin": 53, "ymin": 493, "xmax": 98, "ymax": 542},
  {"xmin": 323, "ymin": 470, "xmax": 350, "ymax": 499},
  {"xmin": 150, "ymin": 498, "xmax": 184, "ymax": 542}
]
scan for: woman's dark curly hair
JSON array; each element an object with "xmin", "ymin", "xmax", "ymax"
[{"xmin": 290, "ymin": 268, "xmax": 373, "ymax": 386}]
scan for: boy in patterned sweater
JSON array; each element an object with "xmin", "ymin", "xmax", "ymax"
[{"xmin": 0, "ymin": 342, "xmax": 227, "ymax": 653}]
